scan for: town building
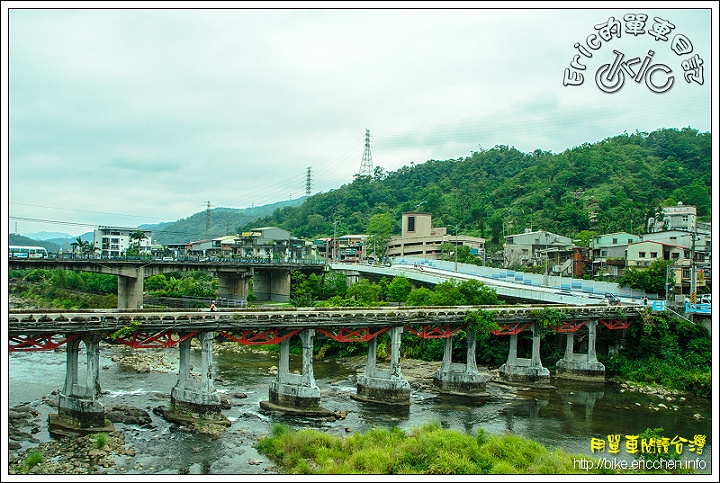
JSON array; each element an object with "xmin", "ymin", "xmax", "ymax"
[
  {"xmin": 93, "ymin": 226, "xmax": 153, "ymax": 258},
  {"xmin": 385, "ymin": 212, "xmax": 485, "ymax": 262},
  {"xmin": 590, "ymin": 232, "xmax": 639, "ymax": 277},
  {"xmin": 336, "ymin": 234, "xmax": 367, "ymax": 263},
  {"xmin": 503, "ymin": 229, "xmax": 573, "ymax": 271},
  {"xmin": 647, "ymin": 202, "xmax": 697, "ymax": 233},
  {"xmin": 232, "ymin": 227, "xmax": 307, "ymax": 261}
]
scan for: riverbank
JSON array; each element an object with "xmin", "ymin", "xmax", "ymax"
[{"xmin": 9, "ymin": 341, "xmax": 709, "ymax": 476}]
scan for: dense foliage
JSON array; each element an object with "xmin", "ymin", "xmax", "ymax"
[
  {"xmin": 243, "ymin": 128, "xmax": 710, "ymax": 254},
  {"xmin": 256, "ymin": 421, "xmax": 692, "ymax": 475},
  {"xmin": 143, "ymin": 271, "xmax": 217, "ymax": 298},
  {"xmin": 9, "ymin": 269, "xmax": 118, "ymax": 309},
  {"xmin": 599, "ymin": 309, "xmax": 711, "ymax": 397}
]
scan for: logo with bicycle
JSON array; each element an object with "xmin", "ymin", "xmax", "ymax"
[{"xmin": 562, "ymin": 14, "xmax": 705, "ymax": 94}]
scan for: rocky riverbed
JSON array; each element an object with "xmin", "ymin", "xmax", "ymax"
[{"xmin": 7, "ymin": 340, "xmax": 702, "ymax": 475}]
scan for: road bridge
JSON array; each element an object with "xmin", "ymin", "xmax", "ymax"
[
  {"xmin": 9, "ymin": 258, "xmax": 327, "ymax": 308},
  {"xmin": 10, "ymin": 256, "xmax": 655, "ymax": 310},
  {"xmin": 331, "ymin": 257, "xmax": 654, "ymax": 306},
  {"xmin": 9, "ymin": 304, "xmax": 638, "ymax": 435}
]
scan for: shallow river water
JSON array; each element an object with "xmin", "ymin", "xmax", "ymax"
[{"xmin": 7, "ymin": 344, "xmax": 713, "ymax": 475}]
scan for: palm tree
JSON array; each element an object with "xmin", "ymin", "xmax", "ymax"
[
  {"xmin": 126, "ymin": 230, "xmax": 148, "ymax": 258},
  {"xmin": 129, "ymin": 230, "xmax": 147, "ymax": 245},
  {"xmin": 71, "ymin": 236, "xmax": 90, "ymax": 258}
]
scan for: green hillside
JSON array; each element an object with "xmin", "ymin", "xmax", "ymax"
[
  {"xmin": 148, "ymin": 198, "xmax": 306, "ymax": 245},
  {"xmin": 246, "ymin": 127, "xmax": 711, "ymax": 251},
  {"xmin": 9, "ymin": 234, "xmax": 62, "ymax": 254}
]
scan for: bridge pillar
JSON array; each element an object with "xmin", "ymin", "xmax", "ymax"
[
  {"xmin": 252, "ymin": 269, "xmax": 291, "ymax": 302},
  {"xmin": 433, "ymin": 329, "xmax": 488, "ymax": 396},
  {"xmin": 167, "ymin": 332, "xmax": 230, "ymax": 429},
  {"xmin": 354, "ymin": 326, "xmax": 411, "ymax": 405},
  {"xmin": 217, "ymin": 272, "xmax": 250, "ymax": 302},
  {"xmin": 559, "ymin": 385, "xmax": 604, "ymax": 422},
  {"xmin": 117, "ymin": 266, "xmax": 144, "ymax": 309},
  {"xmin": 556, "ymin": 320, "xmax": 605, "ymax": 381},
  {"xmin": 49, "ymin": 334, "xmax": 114, "ymax": 436},
  {"xmin": 268, "ymin": 329, "xmax": 322, "ymax": 409},
  {"xmin": 498, "ymin": 323, "xmax": 550, "ymax": 384}
]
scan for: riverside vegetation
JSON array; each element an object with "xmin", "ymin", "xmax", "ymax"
[{"xmin": 255, "ymin": 421, "xmax": 696, "ymax": 475}]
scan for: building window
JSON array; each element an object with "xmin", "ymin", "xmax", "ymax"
[
  {"xmin": 650, "ymin": 252, "xmax": 658, "ymax": 258},
  {"xmin": 638, "ymin": 252, "xmax": 646, "ymax": 258},
  {"xmin": 612, "ymin": 238, "xmax": 618, "ymax": 244},
  {"xmin": 600, "ymin": 250, "xmax": 608, "ymax": 257},
  {"xmin": 671, "ymin": 253, "xmax": 680, "ymax": 260},
  {"xmin": 408, "ymin": 216, "xmax": 415, "ymax": 232}
]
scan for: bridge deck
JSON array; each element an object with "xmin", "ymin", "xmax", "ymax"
[{"xmin": 9, "ymin": 304, "xmax": 637, "ymax": 335}]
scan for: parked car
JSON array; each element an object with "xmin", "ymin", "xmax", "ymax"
[{"xmin": 700, "ymin": 294, "xmax": 711, "ymax": 305}]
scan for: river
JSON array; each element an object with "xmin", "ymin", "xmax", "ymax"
[{"xmin": 7, "ymin": 344, "xmax": 713, "ymax": 475}]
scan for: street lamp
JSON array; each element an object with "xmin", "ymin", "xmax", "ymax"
[{"xmin": 449, "ymin": 224, "xmax": 459, "ymax": 272}]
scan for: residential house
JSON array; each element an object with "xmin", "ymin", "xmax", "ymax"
[
  {"xmin": 93, "ymin": 226, "xmax": 153, "ymax": 258},
  {"xmin": 336, "ymin": 235, "xmax": 367, "ymax": 263},
  {"xmin": 591, "ymin": 232, "xmax": 639, "ymax": 277},
  {"xmin": 503, "ymin": 229, "xmax": 572, "ymax": 271},
  {"xmin": 233, "ymin": 227, "xmax": 306, "ymax": 261},
  {"xmin": 647, "ymin": 202, "xmax": 697, "ymax": 233}
]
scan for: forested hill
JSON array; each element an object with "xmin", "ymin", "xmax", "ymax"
[{"xmin": 245, "ymin": 127, "xmax": 711, "ymax": 248}]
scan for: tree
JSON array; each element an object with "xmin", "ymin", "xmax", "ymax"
[
  {"xmin": 573, "ymin": 230, "xmax": 597, "ymax": 248},
  {"xmin": 127, "ymin": 230, "xmax": 148, "ymax": 257},
  {"xmin": 345, "ymin": 279, "xmax": 381, "ymax": 305},
  {"xmin": 366, "ymin": 213, "xmax": 395, "ymax": 259},
  {"xmin": 70, "ymin": 237, "xmax": 90, "ymax": 258},
  {"xmin": 405, "ymin": 287, "xmax": 435, "ymax": 306},
  {"xmin": 387, "ymin": 275, "xmax": 412, "ymax": 304},
  {"xmin": 616, "ymin": 258, "xmax": 673, "ymax": 296}
]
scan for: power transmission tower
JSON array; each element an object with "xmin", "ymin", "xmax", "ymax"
[
  {"xmin": 358, "ymin": 129, "xmax": 373, "ymax": 177},
  {"xmin": 306, "ymin": 166, "xmax": 312, "ymax": 196},
  {"xmin": 203, "ymin": 201, "xmax": 213, "ymax": 239}
]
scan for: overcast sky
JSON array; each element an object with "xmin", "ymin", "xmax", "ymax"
[{"xmin": 3, "ymin": 3, "xmax": 716, "ymax": 238}]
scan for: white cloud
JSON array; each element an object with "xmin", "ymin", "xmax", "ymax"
[{"xmin": 5, "ymin": 4, "xmax": 714, "ymax": 237}]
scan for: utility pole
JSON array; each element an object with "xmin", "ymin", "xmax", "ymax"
[
  {"xmin": 454, "ymin": 225, "xmax": 459, "ymax": 273},
  {"xmin": 358, "ymin": 129, "xmax": 373, "ymax": 177},
  {"xmin": 203, "ymin": 201, "xmax": 213, "ymax": 239},
  {"xmin": 333, "ymin": 221, "xmax": 339, "ymax": 262}
]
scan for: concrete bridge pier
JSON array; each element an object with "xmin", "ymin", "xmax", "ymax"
[
  {"xmin": 433, "ymin": 329, "xmax": 488, "ymax": 396},
  {"xmin": 49, "ymin": 334, "xmax": 114, "ymax": 436},
  {"xmin": 498, "ymin": 323, "xmax": 550, "ymax": 384},
  {"xmin": 117, "ymin": 266, "xmax": 144, "ymax": 309},
  {"xmin": 167, "ymin": 332, "xmax": 230, "ymax": 429},
  {"xmin": 252, "ymin": 268, "xmax": 291, "ymax": 302},
  {"xmin": 268, "ymin": 329, "xmax": 322, "ymax": 409},
  {"xmin": 216, "ymin": 272, "xmax": 251, "ymax": 302},
  {"xmin": 559, "ymin": 386, "xmax": 604, "ymax": 422},
  {"xmin": 555, "ymin": 320, "xmax": 605, "ymax": 381},
  {"xmin": 355, "ymin": 326, "xmax": 411, "ymax": 405}
]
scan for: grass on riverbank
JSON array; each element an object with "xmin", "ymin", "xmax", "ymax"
[{"xmin": 256, "ymin": 421, "xmax": 643, "ymax": 475}]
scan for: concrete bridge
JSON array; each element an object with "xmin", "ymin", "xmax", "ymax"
[
  {"xmin": 8, "ymin": 304, "xmax": 638, "ymax": 435},
  {"xmin": 8, "ymin": 258, "xmax": 327, "ymax": 308}
]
